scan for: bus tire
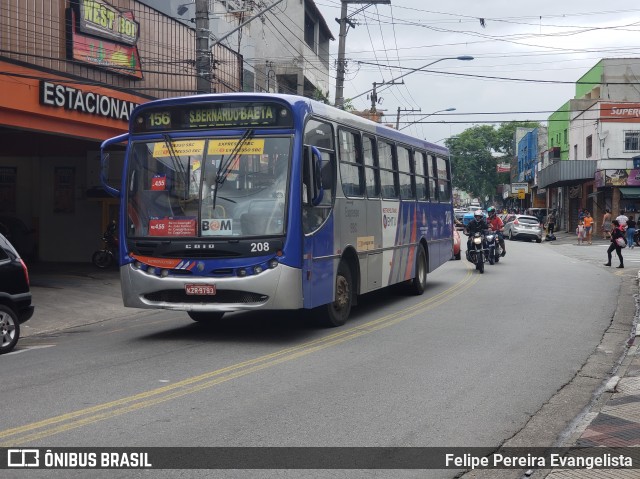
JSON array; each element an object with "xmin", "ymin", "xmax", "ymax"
[
  {"xmin": 188, "ymin": 311, "xmax": 225, "ymax": 322},
  {"xmin": 314, "ymin": 262, "xmax": 352, "ymax": 327},
  {"xmin": 409, "ymin": 245, "xmax": 428, "ymax": 295}
]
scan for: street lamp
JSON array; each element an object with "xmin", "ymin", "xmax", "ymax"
[
  {"xmin": 349, "ymin": 55, "xmax": 474, "ymax": 109},
  {"xmin": 399, "ymin": 107, "xmax": 456, "ymax": 131}
]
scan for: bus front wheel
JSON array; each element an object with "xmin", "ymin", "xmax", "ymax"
[
  {"xmin": 409, "ymin": 245, "xmax": 428, "ymax": 295},
  {"xmin": 188, "ymin": 311, "xmax": 225, "ymax": 322},
  {"xmin": 314, "ymin": 263, "xmax": 352, "ymax": 327}
]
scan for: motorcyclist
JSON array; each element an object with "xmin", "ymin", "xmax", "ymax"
[
  {"xmin": 465, "ymin": 209, "xmax": 489, "ymax": 250},
  {"xmin": 486, "ymin": 206, "xmax": 506, "ymax": 257}
]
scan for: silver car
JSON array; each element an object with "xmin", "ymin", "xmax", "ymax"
[{"xmin": 503, "ymin": 214, "xmax": 543, "ymax": 243}]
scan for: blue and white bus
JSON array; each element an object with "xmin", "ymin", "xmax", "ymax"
[{"xmin": 100, "ymin": 93, "xmax": 454, "ymax": 327}]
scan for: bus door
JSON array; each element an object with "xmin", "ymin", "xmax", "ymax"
[{"xmin": 302, "ymin": 120, "xmax": 335, "ymax": 309}]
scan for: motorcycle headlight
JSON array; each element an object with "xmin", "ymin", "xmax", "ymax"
[{"xmin": 473, "ymin": 237, "xmax": 482, "ymax": 245}]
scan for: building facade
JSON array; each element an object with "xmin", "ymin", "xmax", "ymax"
[
  {"xmin": 167, "ymin": 0, "xmax": 333, "ymax": 98},
  {"xmin": 539, "ymin": 58, "xmax": 640, "ymax": 233}
]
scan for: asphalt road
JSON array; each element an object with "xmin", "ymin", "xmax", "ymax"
[{"xmin": 2, "ymin": 237, "xmax": 636, "ymax": 479}]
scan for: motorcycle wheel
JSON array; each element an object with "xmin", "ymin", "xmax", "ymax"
[
  {"xmin": 478, "ymin": 254, "xmax": 484, "ymax": 273},
  {"xmin": 635, "ymin": 236, "xmax": 640, "ymax": 247},
  {"xmin": 92, "ymin": 250, "xmax": 113, "ymax": 268},
  {"xmin": 488, "ymin": 249, "xmax": 494, "ymax": 265}
]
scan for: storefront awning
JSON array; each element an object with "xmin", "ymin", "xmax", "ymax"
[{"xmin": 619, "ymin": 187, "xmax": 640, "ymax": 199}]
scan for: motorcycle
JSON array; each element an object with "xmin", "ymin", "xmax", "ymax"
[
  {"xmin": 92, "ymin": 221, "xmax": 118, "ymax": 268},
  {"xmin": 465, "ymin": 231, "xmax": 486, "ymax": 273},
  {"xmin": 485, "ymin": 230, "xmax": 503, "ymax": 264},
  {"xmin": 634, "ymin": 229, "xmax": 640, "ymax": 246}
]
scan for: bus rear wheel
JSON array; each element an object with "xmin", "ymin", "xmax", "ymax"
[
  {"xmin": 314, "ymin": 263, "xmax": 352, "ymax": 327},
  {"xmin": 408, "ymin": 245, "xmax": 428, "ymax": 295},
  {"xmin": 188, "ymin": 311, "xmax": 225, "ymax": 322}
]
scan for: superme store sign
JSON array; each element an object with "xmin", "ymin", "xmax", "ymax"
[
  {"xmin": 600, "ymin": 103, "xmax": 640, "ymax": 123},
  {"xmin": 39, "ymin": 81, "xmax": 139, "ymax": 122}
]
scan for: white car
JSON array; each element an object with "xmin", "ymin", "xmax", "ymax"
[{"xmin": 503, "ymin": 215, "xmax": 543, "ymax": 243}]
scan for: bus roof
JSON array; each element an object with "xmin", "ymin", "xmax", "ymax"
[{"xmin": 132, "ymin": 92, "xmax": 449, "ymax": 156}]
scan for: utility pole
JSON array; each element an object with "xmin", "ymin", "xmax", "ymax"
[
  {"xmin": 395, "ymin": 107, "xmax": 421, "ymax": 129},
  {"xmin": 195, "ymin": 0, "xmax": 211, "ymax": 94},
  {"xmin": 334, "ymin": 0, "xmax": 391, "ymax": 109},
  {"xmin": 370, "ymin": 80, "xmax": 402, "ymax": 113}
]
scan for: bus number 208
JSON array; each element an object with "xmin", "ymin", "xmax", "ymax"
[{"xmin": 251, "ymin": 242, "xmax": 270, "ymax": 252}]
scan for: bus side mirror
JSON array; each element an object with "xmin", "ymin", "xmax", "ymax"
[
  {"xmin": 100, "ymin": 133, "xmax": 129, "ymax": 198},
  {"xmin": 308, "ymin": 146, "xmax": 324, "ymax": 206}
]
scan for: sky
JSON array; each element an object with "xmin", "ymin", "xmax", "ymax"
[{"xmin": 311, "ymin": 1, "xmax": 640, "ymax": 144}]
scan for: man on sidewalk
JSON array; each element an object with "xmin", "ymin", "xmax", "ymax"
[{"xmin": 546, "ymin": 209, "xmax": 557, "ymax": 239}]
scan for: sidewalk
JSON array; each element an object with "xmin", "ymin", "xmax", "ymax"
[
  {"xmin": 21, "ymin": 262, "xmax": 148, "ymax": 338},
  {"xmin": 542, "ymin": 230, "xmax": 640, "ymax": 476}
]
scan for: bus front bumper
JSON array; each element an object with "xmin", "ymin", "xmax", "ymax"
[{"xmin": 120, "ymin": 263, "xmax": 304, "ymax": 312}]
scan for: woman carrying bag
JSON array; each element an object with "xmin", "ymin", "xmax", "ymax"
[{"xmin": 604, "ymin": 219, "xmax": 625, "ymax": 268}]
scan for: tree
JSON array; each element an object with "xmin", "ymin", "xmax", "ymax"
[
  {"xmin": 446, "ymin": 121, "xmax": 541, "ymax": 204},
  {"xmin": 446, "ymin": 125, "xmax": 497, "ymax": 201}
]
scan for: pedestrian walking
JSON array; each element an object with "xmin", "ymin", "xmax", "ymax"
[
  {"xmin": 617, "ymin": 211, "xmax": 629, "ymax": 228},
  {"xmin": 583, "ymin": 210, "xmax": 593, "ymax": 244},
  {"xmin": 602, "ymin": 208, "xmax": 612, "ymax": 239},
  {"xmin": 627, "ymin": 215, "xmax": 636, "ymax": 249},
  {"xmin": 576, "ymin": 221, "xmax": 586, "ymax": 245},
  {"xmin": 546, "ymin": 210, "xmax": 557, "ymax": 237},
  {"xmin": 604, "ymin": 219, "xmax": 625, "ymax": 268}
]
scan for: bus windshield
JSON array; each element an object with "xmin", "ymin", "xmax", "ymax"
[{"xmin": 126, "ymin": 136, "xmax": 291, "ymax": 239}]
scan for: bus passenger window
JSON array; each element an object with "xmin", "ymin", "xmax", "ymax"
[
  {"xmin": 414, "ymin": 151, "xmax": 428, "ymax": 200},
  {"xmin": 397, "ymin": 146, "xmax": 414, "ymax": 200},
  {"xmin": 363, "ymin": 136, "xmax": 379, "ymax": 198},
  {"xmin": 338, "ymin": 129, "xmax": 364, "ymax": 197},
  {"xmin": 436, "ymin": 156, "xmax": 452, "ymax": 203},
  {"xmin": 378, "ymin": 141, "xmax": 398, "ymax": 199}
]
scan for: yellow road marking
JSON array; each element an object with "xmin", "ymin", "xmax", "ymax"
[{"xmin": 0, "ymin": 268, "xmax": 478, "ymax": 446}]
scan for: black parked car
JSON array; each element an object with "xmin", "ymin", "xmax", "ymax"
[
  {"xmin": 0, "ymin": 233, "xmax": 34, "ymax": 354},
  {"xmin": 0, "ymin": 216, "xmax": 37, "ymax": 261}
]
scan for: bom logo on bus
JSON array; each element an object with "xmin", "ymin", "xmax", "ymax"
[{"xmin": 202, "ymin": 219, "xmax": 232, "ymax": 235}]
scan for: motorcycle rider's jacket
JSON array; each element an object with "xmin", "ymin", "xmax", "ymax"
[
  {"xmin": 487, "ymin": 215, "xmax": 504, "ymax": 231},
  {"xmin": 466, "ymin": 218, "xmax": 488, "ymax": 235}
]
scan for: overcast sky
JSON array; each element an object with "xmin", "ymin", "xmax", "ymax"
[{"xmin": 312, "ymin": 1, "xmax": 640, "ymax": 143}]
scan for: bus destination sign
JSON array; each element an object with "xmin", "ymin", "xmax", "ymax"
[
  {"xmin": 134, "ymin": 102, "xmax": 292, "ymax": 133},
  {"xmin": 188, "ymin": 105, "xmax": 278, "ymax": 128}
]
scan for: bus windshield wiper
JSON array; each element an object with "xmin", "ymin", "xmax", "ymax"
[
  {"xmin": 215, "ymin": 129, "xmax": 254, "ymax": 186},
  {"xmin": 210, "ymin": 129, "xmax": 253, "ymax": 212}
]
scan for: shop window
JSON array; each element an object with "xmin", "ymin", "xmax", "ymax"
[
  {"xmin": 625, "ymin": 131, "xmax": 640, "ymax": 152},
  {"xmin": 586, "ymin": 135, "xmax": 592, "ymax": 158}
]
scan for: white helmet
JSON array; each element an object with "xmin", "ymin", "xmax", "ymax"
[{"xmin": 474, "ymin": 210, "xmax": 484, "ymax": 220}]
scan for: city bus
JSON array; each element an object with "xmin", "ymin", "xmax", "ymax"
[{"xmin": 100, "ymin": 93, "xmax": 454, "ymax": 327}]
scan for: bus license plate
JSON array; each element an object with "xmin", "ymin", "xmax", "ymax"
[{"xmin": 185, "ymin": 284, "xmax": 216, "ymax": 295}]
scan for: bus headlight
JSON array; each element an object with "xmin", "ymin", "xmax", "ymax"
[
  {"xmin": 268, "ymin": 259, "xmax": 279, "ymax": 269},
  {"xmin": 254, "ymin": 265, "xmax": 263, "ymax": 274},
  {"xmin": 237, "ymin": 268, "xmax": 247, "ymax": 277}
]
